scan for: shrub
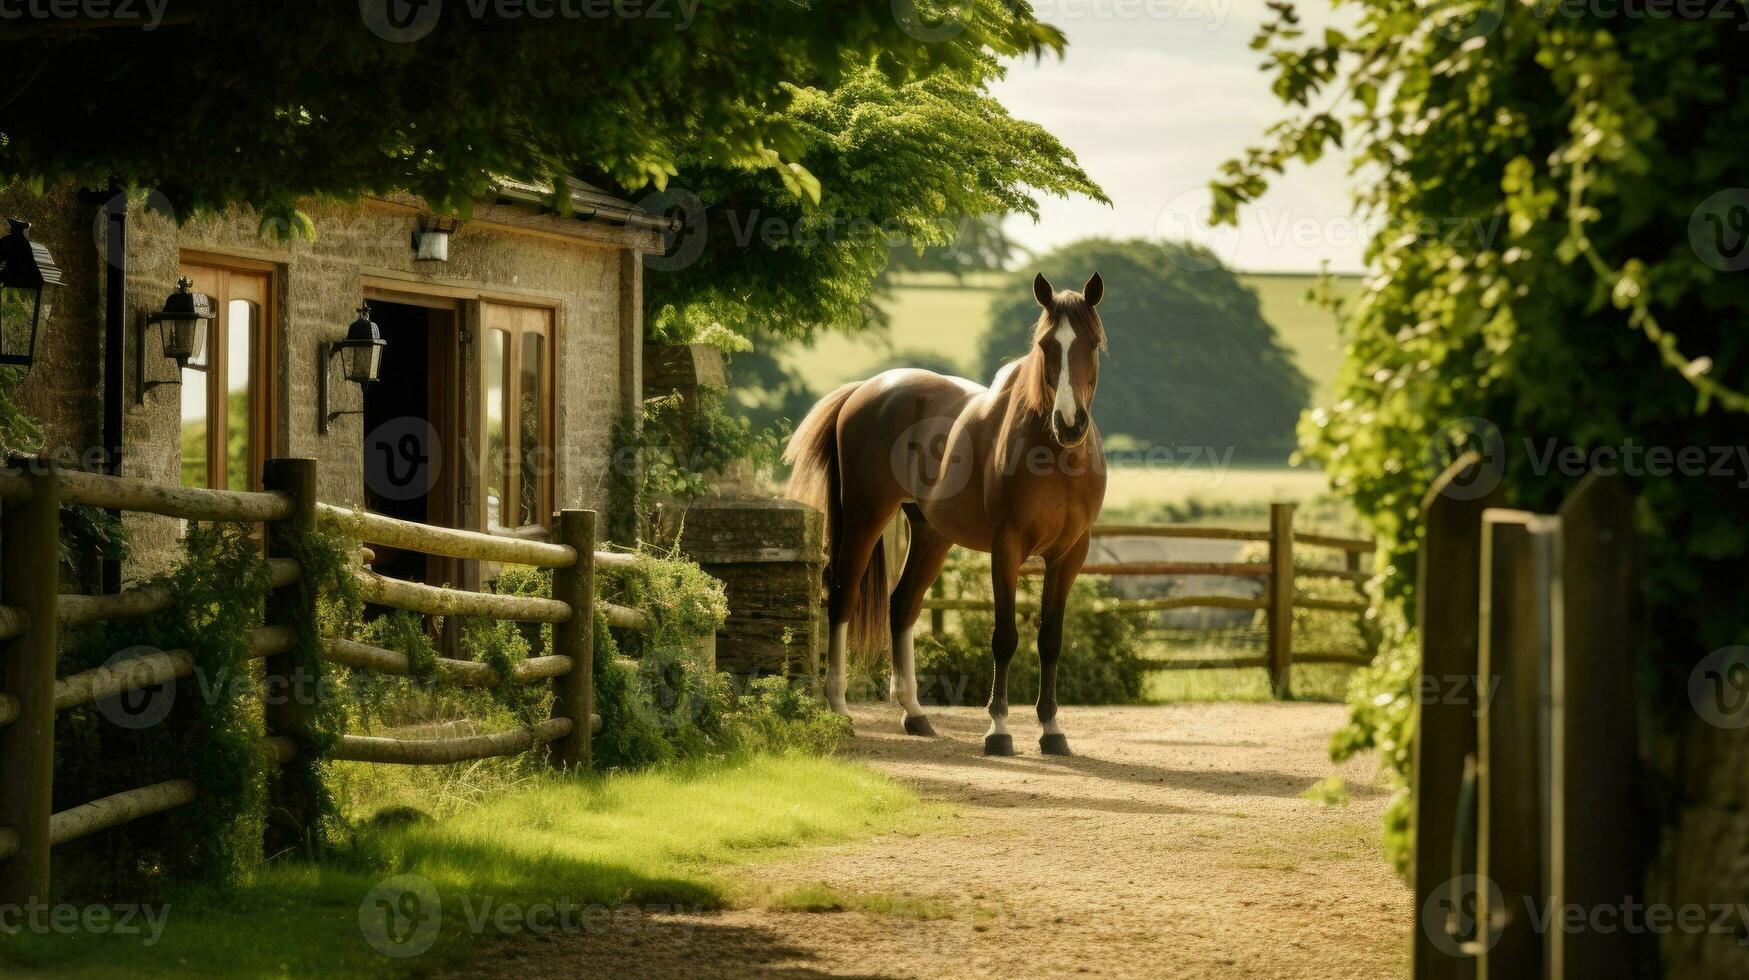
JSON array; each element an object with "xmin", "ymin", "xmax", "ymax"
[{"xmin": 899, "ymin": 554, "xmax": 1152, "ymax": 708}]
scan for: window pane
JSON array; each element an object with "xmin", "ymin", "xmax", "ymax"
[
  {"xmin": 484, "ymin": 328, "xmax": 509, "ymax": 530},
  {"xmin": 179, "ymin": 360, "xmax": 208, "ymax": 488},
  {"xmin": 225, "ymin": 300, "xmax": 255, "ymax": 491},
  {"xmin": 518, "ymin": 332, "xmax": 544, "ymax": 527}
]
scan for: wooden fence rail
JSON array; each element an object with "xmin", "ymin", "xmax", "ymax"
[
  {"xmin": 922, "ymin": 502, "xmax": 1377, "ymax": 696},
  {"xmin": 0, "ymin": 456, "xmax": 663, "ymax": 905}
]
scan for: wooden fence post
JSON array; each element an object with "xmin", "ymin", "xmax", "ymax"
[
  {"xmin": 1412, "ymin": 455, "xmax": 1506, "ymax": 979},
  {"xmin": 1266, "ymin": 502, "xmax": 1295, "ymax": 697},
  {"xmin": 550, "ymin": 509, "xmax": 595, "ymax": 772},
  {"xmin": 1477, "ymin": 509, "xmax": 1556, "ymax": 979},
  {"xmin": 0, "ymin": 466, "xmax": 59, "ymax": 905},
  {"xmin": 262, "ymin": 458, "xmax": 318, "ymax": 854},
  {"xmin": 1554, "ymin": 473, "xmax": 1644, "ymax": 979}
]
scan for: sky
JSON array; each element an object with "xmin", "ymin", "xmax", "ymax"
[{"xmin": 990, "ymin": 0, "xmax": 1365, "ymax": 274}]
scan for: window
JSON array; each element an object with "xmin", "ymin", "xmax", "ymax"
[
  {"xmin": 178, "ymin": 262, "xmax": 273, "ymax": 491},
  {"xmin": 480, "ymin": 303, "xmax": 553, "ymax": 530}
]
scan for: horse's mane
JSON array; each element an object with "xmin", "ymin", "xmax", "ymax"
[{"xmin": 1002, "ymin": 293, "xmax": 1106, "ymax": 418}]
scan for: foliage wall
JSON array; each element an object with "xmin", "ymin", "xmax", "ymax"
[{"xmin": 1220, "ymin": 1, "xmax": 1749, "ymax": 888}]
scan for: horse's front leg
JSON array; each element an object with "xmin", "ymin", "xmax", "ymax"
[
  {"xmin": 1037, "ymin": 533, "xmax": 1089, "ymax": 757},
  {"xmin": 984, "ymin": 534, "xmax": 1025, "ymax": 756}
]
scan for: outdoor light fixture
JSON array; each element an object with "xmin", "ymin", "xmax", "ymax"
[
  {"xmin": 319, "ymin": 302, "xmax": 388, "ymax": 432},
  {"xmin": 411, "ymin": 216, "xmax": 460, "ymax": 262},
  {"xmin": 136, "ymin": 276, "xmax": 213, "ymax": 402},
  {"xmin": 0, "ymin": 218, "xmax": 64, "ymax": 369}
]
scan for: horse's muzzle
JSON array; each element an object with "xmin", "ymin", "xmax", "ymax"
[{"xmin": 1052, "ymin": 411, "xmax": 1089, "ymax": 449}]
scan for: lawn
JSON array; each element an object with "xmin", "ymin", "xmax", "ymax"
[{"xmin": 1, "ymin": 755, "xmax": 921, "ymax": 979}]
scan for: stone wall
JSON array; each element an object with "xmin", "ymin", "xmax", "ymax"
[{"xmin": 0, "ymin": 183, "xmax": 657, "ymax": 578}]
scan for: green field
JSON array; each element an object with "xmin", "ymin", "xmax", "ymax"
[{"xmin": 781, "ymin": 270, "xmax": 1361, "ymax": 406}]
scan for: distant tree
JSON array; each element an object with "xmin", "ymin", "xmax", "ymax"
[{"xmin": 976, "ymin": 238, "xmax": 1311, "ymax": 460}]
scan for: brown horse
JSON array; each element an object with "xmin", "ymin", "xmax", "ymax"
[{"xmin": 785, "ymin": 272, "xmax": 1108, "ymax": 756}]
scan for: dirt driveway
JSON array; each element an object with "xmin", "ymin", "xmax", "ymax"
[{"xmin": 451, "ymin": 703, "xmax": 1411, "ymax": 979}]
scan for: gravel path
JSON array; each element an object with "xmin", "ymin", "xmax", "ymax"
[{"xmin": 445, "ymin": 703, "xmax": 1411, "ymax": 979}]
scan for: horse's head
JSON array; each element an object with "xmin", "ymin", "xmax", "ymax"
[{"xmin": 1028, "ymin": 271, "xmax": 1106, "ymax": 449}]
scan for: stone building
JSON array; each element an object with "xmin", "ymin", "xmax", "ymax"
[{"xmin": 1, "ymin": 178, "xmax": 666, "ymax": 583}]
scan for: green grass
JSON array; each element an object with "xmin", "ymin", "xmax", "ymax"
[
  {"xmin": 2, "ymin": 755, "xmax": 920, "ymax": 979},
  {"xmin": 1102, "ymin": 464, "xmax": 1333, "ymax": 514},
  {"xmin": 1234, "ymin": 273, "xmax": 1362, "ymax": 408}
]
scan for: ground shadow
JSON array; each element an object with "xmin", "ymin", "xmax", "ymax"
[
  {"xmin": 854, "ymin": 707, "xmax": 1383, "ymax": 801},
  {"xmin": 440, "ymin": 913, "xmax": 899, "ymax": 980}
]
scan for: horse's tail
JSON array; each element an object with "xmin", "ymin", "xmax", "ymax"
[{"xmin": 784, "ymin": 382, "xmax": 888, "ymax": 658}]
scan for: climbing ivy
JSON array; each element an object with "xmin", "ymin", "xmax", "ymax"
[{"xmin": 1218, "ymin": 3, "xmax": 1749, "ymax": 869}]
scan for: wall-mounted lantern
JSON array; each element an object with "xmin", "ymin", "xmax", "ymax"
[
  {"xmin": 411, "ymin": 216, "xmax": 460, "ymax": 262},
  {"xmin": 319, "ymin": 302, "xmax": 388, "ymax": 432},
  {"xmin": 0, "ymin": 219, "xmax": 64, "ymax": 369},
  {"xmin": 136, "ymin": 276, "xmax": 213, "ymax": 402}
]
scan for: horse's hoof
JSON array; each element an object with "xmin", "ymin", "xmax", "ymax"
[
  {"xmin": 903, "ymin": 714, "xmax": 937, "ymax": 737},
  {"xmin": 1039, "ymin": 733, "xmax": 1073, "ymax": 756},
  {"xmin": 983, "ymin": 734, "xmax": 1016, "ymax": 757}
]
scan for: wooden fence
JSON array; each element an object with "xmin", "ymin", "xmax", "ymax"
[
  {"xmin": 1411, "ymin": 460, "xmax": 1645, "ymax": 979},
  {"xmin": 0, "ymin": 457, "xmax": 649, "ymax": 906},
  {"xmin": 921, "ymin": 503, "xmax": 1374, "ymax": 696}
]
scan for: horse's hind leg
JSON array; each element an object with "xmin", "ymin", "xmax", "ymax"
[
  {"xmin": 825, "ymin": 502, "xmax": 897, "ymax": 717},
  {"xmin": 888, "ymin": 504, "xmax": 953, "ymax": 736}
]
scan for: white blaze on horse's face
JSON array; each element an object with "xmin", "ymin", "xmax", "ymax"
[{"xmin": 1050, "ymin": 317, "xmax": 1089, "ymax": 448}]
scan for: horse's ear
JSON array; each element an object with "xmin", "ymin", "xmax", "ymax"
[
  {"xmin": 1083, "ymin": 272, "xmax": 1104, "ymax": 308},
  {"xmin": 1033, "ymin": 273, "xmax": 1054, "ymax": 308}
]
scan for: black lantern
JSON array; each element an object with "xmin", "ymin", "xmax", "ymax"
[
  {"xmin": 319, "ymin": 303, "xmax": 388, "ymax": 431},
  {"xmin": 137, "ymin": 277, "xmax": 213, "ymax": 401},
  {"xmin": 0, "ymin": 219, "xmax": 63, "ymax": 368}
]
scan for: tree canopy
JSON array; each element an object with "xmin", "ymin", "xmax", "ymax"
[
  {"xmin": 0, "ymin": 1, "xmax": 1101, "ymax": 346},
  {"xmin": 975, "ymin": 238, "xmax": 1311, "ymax": 460}
]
